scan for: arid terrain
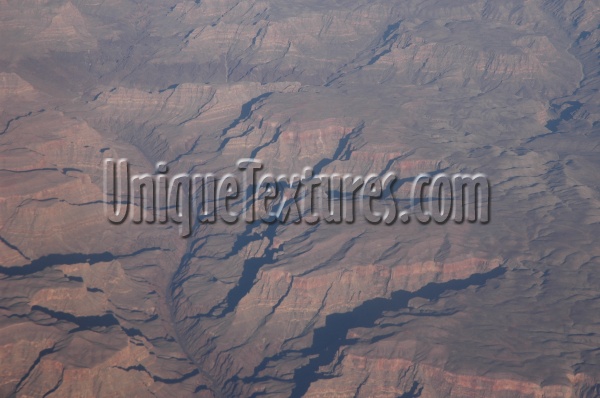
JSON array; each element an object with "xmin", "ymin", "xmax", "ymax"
[{"xmin": 1, "ymin": 0, "xmax": 599, "ymax": 397}]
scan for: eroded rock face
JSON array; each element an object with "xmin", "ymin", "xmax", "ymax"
[{"xmin": 0, "ymin": 0, "xmax": 599, "ymax": 397}]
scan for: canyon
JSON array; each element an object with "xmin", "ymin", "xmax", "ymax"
[{"xmin": 0, "ymin": 0, "xmax": 599, "ymax": 397}]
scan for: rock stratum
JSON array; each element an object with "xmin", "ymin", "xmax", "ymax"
[{"xmin": 0, "ymin": 0, "xmax": 599, "ymax": 397}]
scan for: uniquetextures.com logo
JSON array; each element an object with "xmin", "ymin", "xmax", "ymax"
[{"xmin": 104, "ymin": 158, "xmax": 490, "ymax": 237}]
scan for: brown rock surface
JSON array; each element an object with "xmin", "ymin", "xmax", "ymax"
[{"xmin": 0, "ymin": 0, "xmax": 599, "ymax": 397}]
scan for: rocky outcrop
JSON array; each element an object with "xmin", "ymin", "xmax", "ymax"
[{"xmin": 0, "ymin": 0, "xmax": 599, "ymax": 397}]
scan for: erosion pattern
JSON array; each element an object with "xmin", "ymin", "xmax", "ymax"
[{"xmin": 0, "ymin": 0, "xmax": 599, "ymax": 397}]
